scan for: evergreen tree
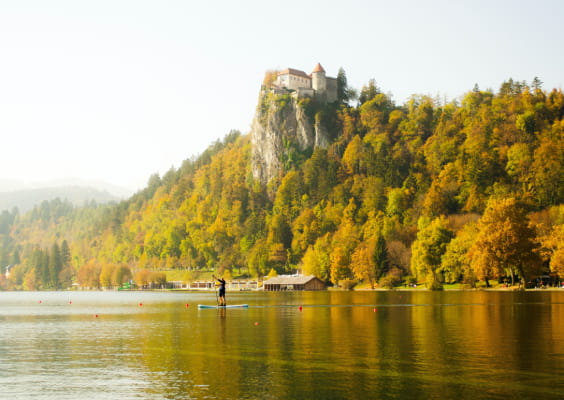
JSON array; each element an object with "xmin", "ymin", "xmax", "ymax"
[
  {"xmin": 60, "ymin": 240, "xmax": 71, "ymax": 267},
  {"xmin": 48, "ymin": 243, "xmax": 62, "ymax": 289},
  {"xmin": 373, "ymin": 233, "xmax": 389, "ymax": 279},
  {"xmin": 336, "ymin": 67, "xmax": 354, "ymax": 104}
]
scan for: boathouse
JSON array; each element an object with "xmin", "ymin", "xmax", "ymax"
[{"xmin": 263, "ymin": 275, "xmax": 326, "ymax": 291}]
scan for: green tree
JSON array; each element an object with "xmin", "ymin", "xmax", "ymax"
[
  {"xmin": 358, "ymin": 79, "xmax": 380, "ymax": 104},
  {"xmin": 336, "ymin": 67, "xmax": 352, "ymax": 104},
  {"xmin": 60, "ymin": 240, "xmax": 71, "ymax": 266},
  {"xmin": 302, "ymin": 233, "xmax": 332, "ymax": 282},
  {"xmin": 441, "ymin": 223, "xmax": 478, "ymax": 286},
  {"xmin": 248, "ymin": 239, "xmax": 269, "ymax": 278},
  {"xmin": 411, "ymin": 217, "xmax": 454, "ymax": 289},
  {"xmin": 48, "ymin": 243, "xmax": 62, "ymax": 289}
]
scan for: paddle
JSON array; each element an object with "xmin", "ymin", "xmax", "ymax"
[{"xmin": 212, "ymin": 275, "xmax": 219, "ymax": 306}]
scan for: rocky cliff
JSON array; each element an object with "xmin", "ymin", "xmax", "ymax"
[{"xmin": 250, "ymin": 91, "xmax": 330, "ymax": 184}]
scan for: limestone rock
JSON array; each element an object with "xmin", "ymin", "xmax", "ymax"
[{"xmin": 251, "ymin": 91, "xmax": 330, "ymax": 185}]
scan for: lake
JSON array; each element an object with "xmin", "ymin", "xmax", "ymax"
[{"xmin": 0, "ymin": 290, "xmax": 563, "ymax": 399}]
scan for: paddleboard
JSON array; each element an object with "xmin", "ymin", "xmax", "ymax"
[{"xmin": 197, "ymin": 304, "xmax": 249, "ymax": 309}]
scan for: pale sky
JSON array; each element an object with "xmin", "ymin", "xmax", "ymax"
[{"xmin": 1, "ymin": 0, "xmax": 562, "ymax": 194}]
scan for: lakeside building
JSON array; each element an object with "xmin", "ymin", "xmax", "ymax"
[{"xmin": 263, "ymin": 275, "xmax": 326, "ymax": 291}]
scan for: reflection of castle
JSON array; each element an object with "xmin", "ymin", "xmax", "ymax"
[{"xmin": 272, "ymin": 63, "xmax": 337, "ymax": 103}]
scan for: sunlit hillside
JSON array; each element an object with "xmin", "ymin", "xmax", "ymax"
[{"xmin": 1, "ymin": 76, "xmax": 563, "ymax": 291}]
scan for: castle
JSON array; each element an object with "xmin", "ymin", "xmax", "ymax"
[{"xmin": 271, "ymin": 63, "xmax": 338, "ymax": 103}]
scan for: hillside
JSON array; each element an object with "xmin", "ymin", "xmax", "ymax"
[{"xmin": 1, "ymin": 76, "xmax": 563, "ymax": 291}]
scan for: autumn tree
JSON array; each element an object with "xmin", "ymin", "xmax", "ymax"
[
  {"xmin": 328, "ymin": 202, "xmax": 359, "ymax": 285},
  {"xmin": 350, "ymin": 233, "xmax": 388, "ymax": 288},
  {"xmin": 468, "ymin": 198, "xmax": 542, "ymax": 287},
  {"xmin": 77, "ymin": 260, "xmax": 101, "ymax": 289},
  {"xmin": 531, "ymin": 137, "xmax": 564, "ymax": 206},
  {"xmin": 539, "ymin": 224, "xmax": 564, "ymax": 278},
  {"xmin": 263, "ymin": 69, "xmax": 279, "ymax": 87},
  {"xmin": 100, "ymin": 263, "xmax": 116, "ymax": 288},
  {"xmin": 302, "ymin": 233, "xmax": 331, "ymax": 282},
  {"xmin": 23, "ymin": 269, "xmax": 38, "ymax": 291},
  {"xmin": 135, "ymin": 269, "xmax": 151, "ymax": 289}
]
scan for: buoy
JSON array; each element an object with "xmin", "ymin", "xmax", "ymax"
[
  {"xmin": 373, "ymin": 308, "xmax": 377, "ymax": 312},
  {"xmin": 185, "ymin": 303, "xmax": 190, "ymax": 308},
  {"xmin": 139, "ymin": 303, "xmax": 143, "ymax": 307},
  {"xmin": 69, "ymin": 301, "xmax": 72, "ymax": 305},
  {"xmin": 298, "ymin": 306, "xmax": 303, "ymax": 312},
  {"xmin": 94, "ymin": 314, "xmax": 99, "ymax": 318},
  {"xmin": 254, "ymin": 321, "xmax": 259, "ymax": 326},
  {"xmin": 38, "ymin": 300, "xmax": 42, "ymax": 304}
]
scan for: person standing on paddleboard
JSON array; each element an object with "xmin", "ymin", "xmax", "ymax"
[{"xmin": 213, "ymin": 275, "xmax": 226, "ymax": 306}]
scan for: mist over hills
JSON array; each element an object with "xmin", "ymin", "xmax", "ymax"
[
  {"xmin": 0, "ymin": 179, "xmax": 130, "ymax": 213},
  {"xmin": 0, "ymin": 178, "xmax": 132, "ymax": 198}
]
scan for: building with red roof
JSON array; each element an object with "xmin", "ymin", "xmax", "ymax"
[{"xmin": 273, "ymin": 63, "xmax": 337, "ymax": 102}]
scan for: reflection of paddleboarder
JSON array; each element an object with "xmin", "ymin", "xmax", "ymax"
[{"xmin": 213, "ymin": 275, "xmax": 226, "ymax": 306}]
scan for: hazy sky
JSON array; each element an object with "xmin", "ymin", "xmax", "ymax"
[{"xmin": 1, "ymin": 0, "xmax": 562, "ymax": 193}]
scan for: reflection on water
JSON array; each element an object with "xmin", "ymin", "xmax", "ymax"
[{"xmin": 0, "ymin": 290, "xmax": 563, "ymax": 399}]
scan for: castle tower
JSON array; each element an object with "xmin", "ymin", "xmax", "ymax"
[{"xmin": 311, "ymin": 63, "xmax": 326, "ymax": 93}]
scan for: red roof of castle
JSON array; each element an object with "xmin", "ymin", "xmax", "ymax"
[
  {"xmin": 312, "ymin": 63, "xmax": 325, "ymax": 73},
  {"xmin": 278, "ymin": 68, "xmax": 311, "ymax": 79}
]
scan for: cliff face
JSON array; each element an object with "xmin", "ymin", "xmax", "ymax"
[{"xmin": 251, "ymin": 92, "xmax": 330, "ymax": 184}]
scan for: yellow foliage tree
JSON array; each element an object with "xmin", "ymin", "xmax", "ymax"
[
  {"xmin": 468, "ymin": 198, "xmax": 542, "ymax": 287},
  {"xmin": 351, "ymin": 239, "xmax": 375, "ymax": 288},
  {"xmin": 301, "ymin": 234, "xmax": 331, "ymax": 282},
  {"xmin": 539, "ymin": 224, "xmax": 564, "ymax": 278}
]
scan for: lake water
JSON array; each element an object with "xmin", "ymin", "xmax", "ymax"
[{"xmin": 0, "ymin": 290, "xmax": 563, "ymax": 399}]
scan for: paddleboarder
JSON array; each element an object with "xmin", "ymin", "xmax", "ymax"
[{"xmin": 213, "ymin": 275, "xmax": 226, "ymax": 306}]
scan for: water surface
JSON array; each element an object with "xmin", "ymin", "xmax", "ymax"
[{"xmin": 0, "ymin": 290, "xmax": 563, "ymax": 399}]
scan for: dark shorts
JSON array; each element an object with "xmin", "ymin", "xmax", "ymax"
[{"xmin": 219, "ymin": 288, "xmax": 225, "ymax": 297}]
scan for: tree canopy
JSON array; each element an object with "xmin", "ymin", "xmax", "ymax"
[{"xmin": 1, "ymin": 78, "xmax": 563, "ymax": 291}]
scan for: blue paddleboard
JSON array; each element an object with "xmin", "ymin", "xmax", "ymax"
[{"xmin": 197, "ymin": 304, "xmax": 249, "ymax": 309}]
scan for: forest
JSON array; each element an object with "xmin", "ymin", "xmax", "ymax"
[{"xmin": 1, "ymin": 74, "xmax": 563, "ymax": 290}]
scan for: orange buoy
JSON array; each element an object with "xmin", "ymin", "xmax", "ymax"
[
  {"xmin": 373, "ymin": 308, "xmax": 377, "ymax": 312},
  {"xmin": 254, "ymin": 321, "xmax": 259, "ymax": 326},
  {"xmin": 185, "ymin": 303, "xmax": 190, "ymax": 308},
  {"xmin": 139, "ymin": 303, "xmax": 143, "ymax": 307},
  {"xmin": 94, "ymin": 314, "xmax": 99, "ymax": 318},
  {"xmin": 38, "ymin": 300, "xmax": 42, "ymax": 304},
  {"xmin": 298, "ymin": 306, "xmax": 303, "ymax": 312}
]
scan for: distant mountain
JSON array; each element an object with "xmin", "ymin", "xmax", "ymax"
[
  {"xmin": 0, "ymin": 178, "xmax": 132, "ymax": 199},
  {"xmin": 0, "ymin": 186, "xmax": 122, "ymax": 213}
]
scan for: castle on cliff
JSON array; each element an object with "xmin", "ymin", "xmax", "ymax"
[{"xmin": 271, "ymin": 63, "xmax": 338, "ymax": 103}]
